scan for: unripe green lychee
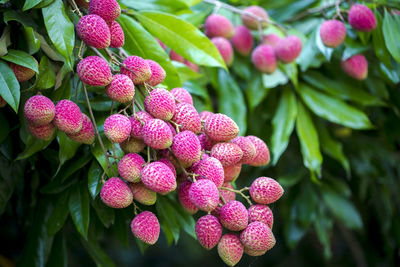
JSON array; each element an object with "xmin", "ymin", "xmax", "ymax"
[
  {"xmin": 76, "ymin": 15, "xmax": 110, "ymax": 49},
  {"xmin": 217, "ymin": 234, "xmax": 244, "ymax": 266},
  {"xmin": 54, "ymin": 100, "xmax": 83, "ymax": 134},
  {"xmin": 77, "ymin": 56, "xmax": 112, "ymax": 86},
  {"xmin": 171, "ymin": 87, "xmax": 193, "ymax": 105},
  {"xmin": 9, "ymin": 61, "xmax": 37, "ymax": 82},
  {"xmin": 144, "ymin": 88, "xmax": 175, "ymax": 121},
  {"xmin": 275, "ymin": 35, "xmax": 302, "ymax": 63},
  {"xmin": 24, "ymin": 95, "xmax": 55, "ymax": 126},
  {"xmin": 348, "ymin": 4, "xmax": 377, "ymax": 32},
  {"xmin": 240, "ymin": 221, "xmax": 276, "ymax": 251},
  {"xmin": 27, "ymin": 123, "xmax": 56, "ymax": 140},
  {"xmin": 109, "ymin": 21, "xmax": 124, "ymax": 48},
  {"xmin": 248, "ymin": 204, "xmax": 273, "ymax": 229},
  {"xmin": 195, "ymin": 214, "xmax": 222, "ymax": 250},
  {"xmin": 100, "ymin": 177, "xmax": 133, "ymax": 208},
  {"xmin": 220, "ymin": 200, "xmax": 248, "ymax": 231},
  {"xmin": 242, "ymin": 6, "xmax": 269, "ymax": 30},
  {"xmin": 145, "ymin": 60, "xmax": 166, "ymax": 87},
  {"xmin": 131, "ymin": 211, "xmax": 160, "ymax": 245},
  {"xmin": 129, "ymin": 182, "xmax": 156, "ymax": 205},
  {"xmin": 142, "ymin": 119, "xmax": 173, "ymax": 149},
  {"xmin": 247, "ymin": 135, "xmax": 270, "ymax": 166},
  {"xmin": 251, "ymin": 44, "xmax": 277, "ymax": 74},
  {"xmin": 171, "ymin": 103, "xmax": 202, "ymax": 134},
  {"xmin": 204, "ymin": 113, "xmax": 239, "ymax": 142},
  {"xmin": 178, "ymin": 181, "xmax": 198, "ymax": 214},
  {"xmin": 249, "ymin": 177, "xmax": 283, "ymax": 204},
  {"xmin": 320, "ymin": 20, "xmax": 346, "ymax": 48},
  {"xmin": 120, "ymin": 56, "xmax": 152, "ymax": 84},
  {"xmin": 67, "ymin": 114, "xmax": 95, "ymax": 144},
  {"xmin": 230, "ymin": 25, "xmax": 253, "ymax": 56},
  {"xmin": 205, "ymin": 14, "xmax": 234, "ymax": 38},
  {"xmin": 141, "ymin": 162, "xmax": 176, "ymax": 195},
  {"xmin": 118, "ymin": 153, "xmax": 145, "ymax": 183},
  {"xmin": 210, "ymin": 143, "xmax": 243, "ymax": 167},
  {"xmin": 211, "ymin": 37, "xmax": 234, "ymax": 66},
  {"xmin": 341, "ymin": 54, "xmax": 368, "ymax": 80},
  {"xmin": 105, "ymin": 74, "xmax": 135, "ymax": 103},
  {"xmin": 171, "ymin": 130, "xmax": 202, "ymax": 168},
  {"xmin": 88, "ymin": 0, "xmax": 121, "ymax": 23},
  {"xmin": 120, "ymin": 137, "xmax": 146, "ymax": 153},
  {"xmin": 189, "ymin": 179, "xmax": 220, "ymax": 212}
]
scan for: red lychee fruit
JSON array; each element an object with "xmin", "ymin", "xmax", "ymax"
[
  {"xmin": 88, "ymin": 0, "xmax": 121, "ymax": 23},
  {"xmin": 217, "ymin": 234, "xmax": 244, "ymax": 266},
  {"xmin": 348, "ymin": 4, "xmax": 377, "ymax": 32},
  {"xmin": 131, "ymin": 211, "xmax": 160, "ymax": 245},
  {"xmin": 24, "ymin": 95, "xmax": 55, "ymax": 126},
  {"xmin": 105, "ymin": 74, "xmax": 135, "ymax": 103},
  {"xmin": 157, "ymin": 158, "xmax": 176, "ymax": 178},
  {"xmin": 249, "ymin": 177, "xmax": 283, "ymax": 204},
  {"xmin": 223, "ymin": 163, "xmax": 242, "ymax": 182},
  {"xmin": 178, "ymin": 181, "xmax": 198, "ymax": 214},
  {"xmin": 120, "ymin": 137, "xmax": 146, "ymax": 153},
  {"xmin": 195, "ymin": 214, "xmax": 222, "ymax": 250},
  {"xmin": 341, "ymin": 54, "xmax": 368, "ymax": 80},
  {"xmin": 210, "ymin": 143, "xmax": 243, "ymax": 167},
  {"xmin": 144, "ymin": 88, "xmax": 175, "ymax": 121},
  {"xmin": 247, "ymin": 135, "xmax": 270, "ymax": 166},
  {"xmin": 248, "ymin": 204, "xmax": 273, "ymax": 229},
  {"xmin": 129, "ymin": 182, "xmax": 156, "ymax": 206},
  {"xmin": 77, "ymin": 56, "xmax": 112, "ymax": 86},
  {"xmin": 54, "ymin": 100, "xmax": 83, "ymax": 134},
  {"xmin": 145, "ymin": 60, "xmax": 166, "ymax": 87},
  {"xmin": 242, "ymin": 6, "xmax": 269, "ymax": 30},
  {"xmin": 129, "ymin": 111, "xmax": 153, "ymax": 139},
  {"xmin": 170, "ymin": 50, "xmax": 184, "ymax": 63},
  {"xmin": 9, "ymin": 62, "xmax": 37, "ymax": 82},
  {"xmin": 251, "ymin": 44, "xmax": 277, "ymax": 73},
  {"xmin": 171, "ymin": 130, "xmax": 202, "ymax": 168},
  {"xmin": 220, "ymin": 200, "xmax": 248, "ymax": 231},
  {"xmin": 120, "ymin": 56, "xmax": 152, "ymax": 84},
  {"xmin": 109, "ymin": 21, "xmax": 124, "ymax": 48},
  {"xmin": 141, "ymin": 162, "xmax": 176, "ymax": 195},
  {"xmin": 198, "ymin": 133, "xmax": 216, "ymax": 151},
  {"xmin": 100, "ymin": 177, "xmax": 133, "ymax": 208},
  {"xmin": 211, "ymin": 37, "xmax": 234, "ymax": 66},
  {"xmin": 244, "ymin": 247, "xmax": 267, "ymax": 256},
  {"xmin": 205, "ymin": 14, "xmax": 234, "ymax": 38},
  {"xmin": 118, "ymin": 153, "xmax": 145, "ymax": 183},
  {"xmin": 204, "ymin": 113, "xmax": 239, "ymax": 142},
  {"xmin": 170, "ymin": 87, "xmax": 193, "ymax": 105},
  {"xmin": 230, "ymin": 25, "xmax": 254, "ymax": 56},
  {"xmin": 240, "ymin": 221, "xmax": 276, "ymax": 251},
  {"xmin": 104, "ymin": 114, "xmax": 131, "ymax": 143},
  {"xmin": 171, "ymin": 103, "xmax": 202, "ymax": 134},
  {"xmin": 199, "ymin": 111, "xmax": 214, "ymax": 122},
  {"xmin": 231, "ymin": 136, "xmax": 256, "ymax": 164},
  {"xmin": 192, "ymin": 156, "xmax": 224, "ymax": 188},
  {"xmin": 189, "ymin": 179, "xmax": 220, "ymax": 212},
  {"xmin": 142, "ymin": 119, "xmax": 173, "ymax": 149},
  {"xmin": 27, "ymin": 123, "xmax": 56, "ymax": 140},
  {"xmin": 262, "ymin": 34, "xmax": 280, "ymax": 47},
  {"xmin": 67, "ymin": 114, "xmax": 95, "ymax": 144},
  {"xmin": 320, "ymin": 20, "xmax": 346, "ymax": 48},
  {"xmin": 76, "ymin": 15, "xmax": 110, "ymax": 49},
  {"xmin": 275, "ymin": 35, "xmax": 302, "ymax": 63}
]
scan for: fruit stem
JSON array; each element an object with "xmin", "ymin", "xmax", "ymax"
[
  {"xmin": 146, "ymin": 145, "xmax": 151, "ymax": 163},
  {"xmin": 219, "ymin": 191, "xmax": 226, "ymax": 204},
  {"xmin": 68, "ymin": 0, "xmax": 83, "ymax": 18},
  {"xmin": 168, "ymin": 120, "xmax": 181, "ymax": 133},
  {"xmin": 219, "ymin": 186, "xmax": 253, "ymax": 206},
  {"xmin": 286, "ymin": 0, "xmax": 345, "ymax": 22},
  {"xmin": 134, "ymin": 99, "xmax": 145, "ymax": 112},
  {"xmin": 89, "ymin": 47, "xmax": 107, "ymax": 61}
]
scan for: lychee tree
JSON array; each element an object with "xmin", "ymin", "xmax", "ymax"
[{"xmin": 0, "ymin": 0, "xmax": 400, "ymax": 266}]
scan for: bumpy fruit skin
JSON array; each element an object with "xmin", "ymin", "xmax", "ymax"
[
  {"xmin": 88, "ymin": 0, "xmax": 121, "ymax": 23},
  {"xmin": 172, "ymin": 103, "xmax": 202, "ymax": 134},
  {"xmin": 348, "ymin": 4, "xmax": 377, "ymax": 32},
  {"xmin": 171, "ymin": 131, "xmax": 202, "ymax": 168},
  {"xmin": 230, "ymin": 25, "xmax": 253, "ymax": 56},
  {"xmin": 104, "ymin": 114, "xmax": 131, "ymax": 143},
  {"xmin": 211, "ymin": 143, "xmax": 243, "ymax": 167},
  {"xmin": 189, "ymin": 179, "xmax": 220, "ymax": 212},
  {"xmin": 178, "ymin": 181, "xmax": 198, "ymax": 214},
  {"xmin": 198, "ymin": 134, "xmax": 215, "ymax": 151},
  {"xmin": 247, "ymin": 135, "xmax": 270, "ymax": 166},
  {"xmin": 120, "ymin": 137, "xmax": 145, "ymax": 153},
  {"xmin": 144, "ymin": 88, "xmax": 175, "ymax": 121},
  {"xmin": 141, "ymin": 162, "xmax": 176, "ymax": 195},
  {"xmin": 320, "ymin": 20, "xmax": 346, "ymax": 48},
  {"xmin": 129, "ymin": 183, "xmax": 156, "ymax": 205},
  {"xmin": 211, "ymin": 37, "xmax": 234, "ymax": 66},
  {"xmin": 100, "ymin": 177, "xmax": 133, "ymax": 208},
  {"xmin": 27, "ymin": 123, "xmax": 56, "ymax": 140},
  {"xmin": 170, "ymin": 50, "xmax": 184, "ymax": 62},
  {"xmin": 204, "ymin": 113, "xmax": 239, "ymax": 142},
  {"xmin": 224, "ymin": 163, "xmax": 242, "ymax": 182},
  {"xmin": 9, "ymin": 62, "xmax": 36, "ymax": 82},
  {"xmin": 120, "ymin": 56, "xmax": 152, "ymax": 84},
  {"xmin": 341, "ymin": 54, "xmax": 368, "ymax": 80},
  {"xmin": 109, "ymin": 21, "xmax": 124, "ymax": 48},
  {"xmin": 77, "ymin": 56, "xmax": 112, "ymax": 86},
  {"xmin": 76, "ymin": 15, "xmax": 110, "ymax": 49},
  {"xmin": 67, "ymin": 114, "xmax": 95, "ymax": 144},
  {"xmin": 242, "ymin": 6, "xmax": 269, "ymax": 30},
  {"xmin": 142, "ymin": 119, "xmax": 173, "ymax": 149},
  {"xmin": 217, "ymin": 234, "xmax": 244, "ymax": 267},
  {"xmin": 195, "ymin": 215, "xmax": 222, "ymax": 250},
  {"xmin": 199, "ymin": 111, "xmax": 214, "ymax": 122},
  {"xmin": 129, "ymin": 111, "xmax": 153, "ymax": 139},
  {"xmin": 105, "ymin": 74, "xmax": 135, "ymax": 103},
  {"xmin": 24, "ymin": 95, "xmax": 55, "ymax": 126},
  {"xmin": 131, "ymin": 211, "xmax": 160, "ymax": 245},
  {"xmin": 244, "ymin": 247, "xmax": 267, "ymax": 256},
  {"xmin": 170, "ymin": 87, "xmax": 193, "ymax": 105},
  {"xmin": 157, "ymin": 158, "xmax": 176, "ymax": 178},
  {"xmin": 262, "ymin": 34, "xmax": 280, "ymax": 47},
  {"xmin": 205, "ymin": 14, "xmax": 234, "ymax": 38},
  {"xmin": 220, "ymin": 201, "xmax": 248, "ymax": 231},
  {"xmin": 275, "ymin": 36, "xmax": 302, "ymax": 63},
  {"xmin": 249, "ymin": 177, "xmax": 283, "ymax": 204},
  {"xmin": 193, "ymin": 157, "xmax": 224, "ymax": 188},
  {"xmin": 118, "ymin": 153, "xmax": 145, "ymax": 183},
  {"xmin": 212, "ymin": 182, "xmax": 236, "ymax": 217},
  {"xmin": 54, "ymin": 100, "xmax": 83, "ymax": 134},
  {"xmin": 231, "ymin": 136, "xmax": 256, "ymax": 164},
  {"xmin": 248, "ymin": 204, "xmax": 273, "ymax": 229},
  {"xmin": 240, "ymin": 221, "xmax": 276, "ymax": 251},
  {"xmin": 145, "ymin": 60, "xmax": 166, "ymax": 87},
  {"xmin": 251, "ymin": 44, "xmax": 277, "ymax": 73}
]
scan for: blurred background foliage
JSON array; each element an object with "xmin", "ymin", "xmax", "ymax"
[{"xmin": 1, "ymin": 0, "xmax": 400, "ymax": 266}]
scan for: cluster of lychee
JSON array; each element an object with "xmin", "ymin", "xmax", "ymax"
[
  {"xmin": 319, "ymin": 3, "xmax": 376, "ymax": 80},
  {"xmin": 204, "ymin": 6, "xmax": 302, "ymax": 74}
]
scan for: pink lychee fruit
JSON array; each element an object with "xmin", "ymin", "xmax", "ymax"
[
  {"xmin": 199, "ymin": 110, "xmax": 214, "ymax": 122},
  {"xmin": 211, "ymin": 37, "xmax": 234, "ymax": 66},
  {"xmin": 217, "ymin": 234, "xmax": 244, "ymax": 267},
  {"xmin": 120, "ymin": 56, "xmax": 152, "ymax": 84},
  {"xmin": 171, "ymin": 103, "xmax": 202, "ymax": 134},
  {"xmin": 27, "ymin": 123, "xmax": 56, "ymax": 140},
  {"xmin": 166, "ymin": 121, "xmax": 177, "ymax": 136},
  {"xmin": 240, "ymin": 221, "xmax": 276, "ymax": 251},
  {"xmin": 170, "ymin": 50, "xmax": 184, "ymax": 63},
  {"xmin": 319, "ymin": 20, "xmax": 346, "ymax": 48},
  {"xmin": 224, "ymin": 163, "xmax": 242, "ymax": 182},
  {"xmin": 184, "ymin": 60, "xmax": 199, "ymax": 72},
  {"xmin": 242, "ymin": 6, "xmax": 269, "ymax": 30},
  {"xmin": 24, "ymin": 95, "xmax": 55, "ymax": 126},
  {"xmin": 118, "ymin": 153, "xmax": 145, "ymax": 183},
  {"xmin": 77, "ymin": 56, "xmax": 112, "ymax": 86},
  {"xmin": 100, "ymin": 177, "xmax": 133, "ymax": 208},
  {"xmin": 248, "ymin": 204, "xmax": 274, "ymax": 229},
  {"xmin": 198, "ymin": 133, "xmax": 216, "ymax": 151},
  {"xmin": 249, "ymin": 177, "xmax": 283, "ymax": 204},
  {"xmin": 205, "ymin": 14, "xmax": 234, "ymax": 38},
  {"xmin": 192, "ymin": 156, "xmax": 224, "ymax": 188},
  {"xmin": 189, "ymin": 179, "xmax": 220, "ymax": 212},
  {"xmin": 170, "ymin": 87, "xmax": 193, "ymax": 105},
  {"xmin": 275, "ymin": 35, "xmax": 302, "ymax": 63},
  {"xmin": 144, "ymin": 88, "xmax": 175, "ymax": 121},
  {"xmin": 341, "ymin": 54, "xmax": 368, "ymax": 80},
  {"xmin": 142, "ymin": 119, "xmax": 173, "ymax": 149},
  {"xmin": 212, "ymin": 182, "xmax": 236, "ymax": 217},
  {"xmin": 145, "ymin": 60, "xmax": 166, "ymax": 87},
  {"xmin": 195, "ymin": 214, "xmax": 222, "ymax": 250},
  {"xmin": 109, "ymin": 21, "xmax": 124, "ymax": 48},
  {"xmin": 178, "ymin": 181, "xmax": 198, "ymax": 214},
  {"xmin": 157, "ymin": 158, "xmax": 176, "ymax": 178},
  {"xmin": 230, "ymin": 25, "xmax": 254, "ymax": 56},
  {"xmin": 88, "ymin": 0, "xmax": 121, "ymax": 23},
  {"xmin": 105, "ymin": 74, "xmax": 135, "ymax": 103},
  {"xmin": 67, "ymin": 114, "xmax": 95, "ymax": 144},
  {"xmin": 247, "ymin": 135, "xmax": 270, "ymax": 166},
  {"xmin": 231, "ymin": 136, "xmax": 256, "ymax": 164},
  {"xmin": 141, "ymin": 161, "xmax": 176, "ymax": 195},
  {"xmin": 76, "ymin": 15, "xmax": 110, "ymax": 49},
  {"xmin": 104, "ymin": 114, "xmax": 131, "ymax": 143},
  {"xmin": 244, "ymin": 247, "xmax": 267, "ymax": 256},
  {"xmin": 156, "ymin": 38, "xmax": 167, "ymax": 50},
  {"xmin": 120, "ymin": 137, "xmax": 146, "ymax": 153},
  {"xmin": 262, "ymin": 34, "xmax": 280, "ymax": 47},
  {"xmin": 210, "ymin": 143, "xmax": 243, "ymax": 167},
  {"xmin": 131, "ymin": 211, "xmax": 160, "ymax": 245},
  {"xmin": 129, "ymin": 111, "xmax": 153, "ymax": 139},
  {"xmin": 171, "ymin": 130, "xmax": 202, "ymax": 168},
  {"xmin": 204, "ymin": 113, "xmax": 239, "ymax": 142},
  {"xmin": 9, "ymin": 62, "xmax": 36, "ymax": 82},
  {"xmin": 54, "ymin": 100, "xmax": 83, "ymax": 134},
  {"xmin": 157, "ymin": 149, "xmax": 180, "ymax": 170},
  {"xmin": 129, "ymin": 182, "xmax": 156, "ymax": 206},
  {"xmin": 348, "ymin": 4, "xmax": 377, "ymax": 32},
  {"xmin": 220, "ymin": 200, "xmax": 248, "ymax": 231},
  {"xmin": 251, "ymin": 44, "xmax": 277, "ymax": 73}
]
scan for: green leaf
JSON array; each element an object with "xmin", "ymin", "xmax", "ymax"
[
  {"xmin": 69, "ymin": 182, "xmax": 90, "ymax": 238},
  {"xmin": 23, "ymin": 0, "xmax": 42, "ymax": 11},
  {"xmin": 16, "ymin": 135, "xmax": 54, "ymax": 160},
  {"xmin": 245, "ymin": 73, "xmax": 269, "ymax": 110},
  {"xmin": 42, "ymin": 0, "xmax": 75, "ymax": 69},
  {"xmin": 0, "ymin": 26, "xmax": 11, "ymax": 57},
  {"xmin": 156, "ymin": 196, "xmax": 181, "ymax": 244},
  {"xmin": 36, "ymin": 56, "xmax": 56, "ymax": 89},
  {"xmin": 135, "ymin": 11, "xmax": 226, "ymax": 69},
  {"xmin": 342, "ymin": 38, "xmax": 370, "ymax": 61},
  {"xmin": 46, "ymin": 232, "xmax": 68, "ymax": 267},
  {"xmin": 120, "ymin": 0, "xmax": 189, "ymax": 13},
  {"xmin": 372, "ymin": 11, "xmax": 391, "ymax": 66},
  {"xmin": 262, "ymin": 69, "xmax": 288, "ymax": 88},
  {"xmin": 3, "ymin": 10, "xmax": 36, "ymax": 27},
  {"xmin": 91, "ymin": 136, "xmax": 121, "ymax": 177},
  {"xmin": 383, "ymin": 10, "xmax": 400, "ymax": 63},
  {"xmin": 80, "ymin": 236, "xmax": 116, "ymax": 267},
  {"xmin": 0, "ymin": 60, "xmax": 20, "ymax": 113},
  {"xmin": 0, "ymin": 112, "xmax": 10, "ymax": 144},
  {"xmin": 40, "ymin": 173, "xmax": 78, "ymax": 194},
  {"xmin": 280, "ymin": 62, "xmax": 298, "ymax": 88},
  {"xmin": 91, "ymin": 196, "xmax": 115, "ymax": 228},
  {"xmin": 24, "ymin": 27, "xmax": 41, "ymax": 55},
  {"xmin": 59, "ymin": 150, "xmax": 92, "ymax": 183},
  {"xmin": 57, "ymin": 132, "xmax": 81, "ymax": 169},
  {"xmin": 1, "ymin": 49, "xmax": 38, "ymax": 73},
  {"xmin": 46, "ymin": 190, "xmax": 70, "ymax": 236},
  {"xmin": 88, "ymin": 161, "xmax": 103, "ymax": 199},
  {"xmin": 297, "ymin": 27, "xmax": 326, "ymax": 71},
  {"xmin": 295, "ymin": 101, "xmax": 322, "ymax": 177},
  {"xmin": 171, "ymin": 61, "xmax": 201, "ymax": 83},
  {"xmin": 315, "ymin": 24, "xmax": 333, "ymax": 60},
  {"xmin": 118, "ymin": 14, "xmax": 181, "ymax": 88},
  {"xmin": 297, "ymin": 83, "xmax": 374, "ymax": 129},
  {"xmin": 271, "ymin": 87, "xmax": 297, "ymax": 165},
  {"xmin": 314, "ymin": 208, "xmax": 333, "ymax": 259},
  {"xmin": 34, "ymin": 32, "xmax": 63, "ymax": 62}
]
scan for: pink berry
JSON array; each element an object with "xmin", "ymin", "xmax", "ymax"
[
  {"xmin": 144, "ymin": 88, "xmax": 175, "ymax": 121},
  {"xmin": 109, "ymin": 21, "xmax": 124, "ymax": 48},
  {"xmin": 242, "ymin": 6, "xmax": 269, "ymax": 30},
  {"xmin": 54, "ymin": 100, "xmax": 83, "ymax": 134},
  {"xmin": 129, "ymin": 111, "xmax": 153, "ymax": 139},
  {"xmin": 24, "ymin": 95, "xmax": 55, "ymax": 126},
  {"xmin": 157, "ymin": 158, "xmax": 176, "ymax": 178},
  {"xmin": 142, "ymin": 119, "xmax": 173, "ymax": 149},
  {"xmin": 348, "ymin": 4, "xmax": 377, "ymax": 32},
  {"xmin": 131, "ymin": 211, "xmax": 160, "ymax": 245},
  {"xmin": 251, "ymin": 44, "xmax": 277, "ymax": 73},
  {"xmin": 223, "ymin": 163, "xmax": 242, "ymax": 182},
  {"xmin": 120, "ymin": 56, "xmax": 152, "ymax": 84},
  {"xmin": 27, "ymin": 123, "xmax": 56, "ymax": 140},
  {"xmin": 129, "ymin": 182, "xmax": 156, "ymax": 206},
  {"xmin": 262, "ymin": 34, "xmax": 280, "ymax": 47},
  {"xmin": 77, "ymin": 56, "xmax": 112, "ymax": 86},
  {"xmin": 320, "ymin": 20, "xmax": 346, "ymax": 48},
  {"xmin": 212, "ymin": 182, "xmax": 236, "ymax": 217},
  {"xmin": 247, "ymin": 135, "xmax": 270, "ymax": 166},
  {"xmin": 104, "ymin": 114, "xmax": 131, "ymax": 143},
  {"xmin": 88, "ymin": 0, "xmax": 121, "ymax": 23},
  {"xmin": 67, "ymin": 114, "xmax": 95, "ymax": 144},
  {"xmin": 105, "ymin": 74, "xmax": 135, "ymax": 103},
  {"xmin": 170, "ymin": 87, "xmax": 193, "ymax": 105},
  {"xmin": 230, "ymin": 25, "xmax": 253, "ymax": 56},
  {"xmin": 341, "ymin": 54, "xmax": 368, "ymax": 80},
  {"xmin": 199, "ymin": 111, "xmax": 214, "ymax": 122},
  {"xmin": 171, "ymin": 103, "xmax": 202, "ymax": 134},
  {"xmin": 198, "ymin": 133, "xmax": 216, "ymax": 151},
  {"xmin": 204, "ymin": 113, "xmax": 239, "ymax": 142},
  {"xmin": 76, "ymin": 15, "xmax": 110, "ymax": 49},
  {"xmin": 189, "ymin": 179, "xmax": 219, "ymax": 212},
  {"xmin": 141, "ymin": 162, "xmax": 176, "ymax": 195},
  {"xmin": 210, "ymin": 143, "xmax": 243, "ymax": 167},
  {"xmin": 205, "ymin": 14, "xmax": 234, "ymax": 38},
  {"xmin": 220, "ymin": 200, "xmax": 248, "ymax": 231},
  {"xmin": 120, "ymin": 137, "xmax": 146, "ymax": 153},
  {"xmin": 9, "ymin": 62, "xmax": 36, "ymax": 82},
  {"xmin": 195, "ymin": 214, "xmax": 222, "ymax": 250},
  {"xmin": 145, "ymin": 60, "xmax": 166, "ymax": 86},
  {"xmin": 117, "ymin": 153, "xmax": 145, "ymax": 183},
  {"xmin": 231, "ymin": 136, "xmax": 256, "ymax": 164},
  {"xmin": 211, "ymin": 37, "xmax": 234, "ymax": 66},
  {"xmin": 178, "ymin": 181, "xmax": 198, "ymax": 214},
  {"xmin": 249, "ymin": 177, "xmax": 283, "ymax": 204},
  {"xmin": 192, "ymin": 156, "xmax": 224, "ymax": 188},
  {"xmin": 275, "ymin": 35, "xmax": 302, "ymax": 63},
  {"xmin": 240, "ymin": 221, "xmax": 276, "ymax": 251},
  {"xmin": 171, "ymin": 130, "xmax": 202, "ymax": 168},
  {"xmin": 248, "ymin": 204, "xmax": 274, "ymax": 229},
  {"xmin": 217, "ymin": 234, "xmax": 243, "ymax": 266},
  {"xmin": 100, "ymin": 177, "xmax": 133, "ymax": 208}
]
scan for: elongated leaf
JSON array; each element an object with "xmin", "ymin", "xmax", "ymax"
[
  {"xmin": 383, "ymin": 10, "xmax": 400, "ymax": 63},
  {"xmin": 0, "ymin": 60, "xmax": 20, "ymax": 113},
  {"xmin": 91, "ymin": 196, "xmax": 115, "ymax": 228},
  {"xmin": 134, "ymin": 11, "xmax": 226, "ymax": 69},
  {"xmin": 245, "ymin": 73, "xmax": 269, "ymax": 110},
  {"xmin": 297, "ymin": 83, "xmax": 373, "ymax": 129},
  {"xmin": 37, "ymin": 56, "xmax": 56, "ymax": 89},
  {"xmin": 262, "ymin": 69, "xmax": 288, "ymax": 88},
  {"xmin": 296, "ymin": 101, "xmax": 322, "ymax": 177},
  {"xmin": 88, "ymin": 161, "xmax": 103, "ymax": 199},
  {"xmin": 372, "ymin": 12, "xmax": 391, "ymax": 66},
  {"xmin": 3, "ymin": 10, "xmax": 36, "ymax": 27},
  {"xmin": 120, "ymin": 0, "xmax": 189, "ymax": 13},
  {"xmin": 24, "ymin": 27, "xmax": 41, "ymax": 55},
  {"xmin": 46, "ymin": 232, "xmax": 68, "ymax": 267},
  {"xmin": 16, "ymin": 135, "xmax": 54, "ymax": 160},
  {"xmin": 0, "ymin": 26, "xmax": 11, "ymax": 57},
  {"xmin": 42, "ymin": 1, "xmax": 75, "ymax": 69},
  {"xmin": 271, "ymin": 87, "xmax": 297, "ymax": 165},
  {"xmin": 69, "ymin": 182, "xmax": 90, "ymax": 238},
  {"xmin": 156, "ymin": 196, "xmax": 180, "ymax": 244},
  {"xmin": 314, "ymin": 208, "xmax": 333, "ymax": 259},
  {"xmin": 23, "ymin": 0, "xmax": 42, "ymax": 11},
  {"xmin": 171, "ymin": 61, "xmax": 201, "ymax": 83},
  {"xmin": 46, "ymin": 190, "xmax": 70, "ymax": 236},
  {"xmin": 1, "ymin": 49, "xmax": 38, "ymax": 73},
  {"xmin": 57, "ymin": 132, "xmax": 81, "ymax": 169},
  {"xmin": 80, "ymin": 237, "xmax": 116, "ymax": 267}
]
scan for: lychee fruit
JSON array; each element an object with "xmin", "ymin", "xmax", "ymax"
[
  {"xmin": 24, "ymin": 95, "xmax": 55, "ymax": 126},
  {"xmin": 244, "ymin": 247, "xmax": 267, "ymax": 257},
  {"xmin": 156, "ymin": 38, "xmax": 167, "ymax": 50},
  {"xmin": 178, "ymin": 181, "xmax": 198, "ymax": 214},
  {"xmin": 27, "ymin": 123, "xmax": 56, "ymax": 140},
  {"xmin": 341, "ymin": 54, "xmax": 368, "ymax": 80},
  {"xmin": 118, "ymin": 153, "xmax": 145, "ymax": 183},
  {"xmin": 231, "ymin": 136, "xmax": 256, "ymax": 164},
  {"xmin": 189, "ymin": 179, "xmax": 220, "ymax": 212},
  {"xmin": 120, "ymin": 137, "xmax": 146, "ymax": 153},
  {"xmin": 120, "ymin": 56, "xmax": 152, "ymax": 84},
  {"xmin": 54, "ymin": 100, "xmax": 83, "ymax": 134},
  {"xmin": 198, "ymin": 133, "xmax": 215, "ymax": 151},
  {"xmin": 205, "ymin": 14, "xmax": 234, "ymax": 38},
  {"xmin": 9, "ymin": 62, "xmax": 36, "ymax": 82},
  {"xmin": 129, "ymin": 182, "xmax": 156, "ymax": 206},
  {"xmin": 204, "ymin": 113, "xmax": 239, "ymax": 142},
  {"xmin": 211, "ymin": 37, "xmax": 234, "ymax": 66},
  {"xmin": 145, "ymin": 60, "xmax": 166, "ymax": 87},
  {"xmin": 171, "ymin": 130, "xmax": 202, "ymax": 168},
  {"xmin": 251, "ymin": 44, "xmax": 277, "ymax": 73},
  {"xmin": 248, "ymin": 204, "xmax": 273, "ymax": 229},
  {"xmin": 100, "ymin": 177, "xmax": 133, "ymax": 208},
  {"xmin": 217, "ymin": 234, "xmax": 244, "ymax": 267},
  {"xmin": 199, "ymin": 110, "xmax": 214, "ymax": 122},
  {"xmin": 144, "ymin": 88, "xmax": 175, "ymax": 121},
  {"xmin": 220, "ymin": 200, "xmax": 248, "ymax": 231},
  {"xmin": 129, "ymin": 111, "xmax": 153, "ymax": 139},
  {"xmin": 104, "ymin": 114, "xmax": 131, "ymax": 143},
  {"xmin": 170, "ymin": 87, "xmax": 193, "ymax": 105},
  {"xmin": 184, "ymin": 60, "xmax": 199, "ymax": 72},
  {"xmin": 142, "ymin": 119, "xmax": 173, "ymax": 149},
  {"xmin": 170, "ymin": 50, "xmax": 184, "ymax": 62},
  {"xmin": 131, "ymin": 211, "xmax": 160, "ymax": 245},
  {"xmin": 109, "ymin": 21, "xmax": 124, "ymax": 48},
  {"xmin": 141, "ymin": 161, "xmax": 176, "ymax": 195},
  {"xmin": 262, "ymin": 34, "xmax": 280, "ymax": 47},
  {"xmin": 171, "ymin": 103, "xmax": 202, "ymax": 134},
  {"xmin": 240, "ymin": 221, "xmax": 276, "ymax": 251},
  {"xmin": 77, "ymin": 56, "xmax": 112, "ymax": 86},
  {"xmin": 76, "ymin": 15, "xmax": 110, "ymax": 49},
  {"xmin": 224, "ymin": 163, "xmax": 242, "ymax": 182},
  {"xmin": 157, "ymin": 158, "xmax": 176, "ymax": 178},
  {"xmin": 210, "ymin": 143, "xmax": 243, "ymax": 167},
  {"xmin": 319, "ymin": 20, "xmax": 346, "ymax": 48},
  {"xmin": 195, "ymin": 214, "xmax": 222, "ymax": 250},
  {"xmin": 247, "ymin": 135, "xmax": 270, "ymax": 166},
  {"xmin": 230, "ymin": 25, "xmax": 254, "ymax": 56},
  {"xmin": 242, "ymin": 6, "xmax": 269, "ymax": 30},
  {"xmin": 67, "ymin": 114, "xmax": 95, "ymax": 144},
  {"xmin": 249, "ymin": 177, "xmax": 283, "ymax": 204},
  {"xmin": 192, "ymin": 156, "xmax": 224, "ymax": 188},
  {"xmin": 88, "ymin": 0, "xmax": 121, "ymax": 23},
  {"xmin": 105, "ymin": 74, "xmax": 135, "ymax": 103},
  {"xmin": 275, "ymin": 35, "xmax": 302, "ymax": 63},
  {"xmin": 348, "ymin": 4, "xmax": 377, "ymax": 32}
]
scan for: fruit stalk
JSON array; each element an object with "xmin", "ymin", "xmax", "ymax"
[{"xmin": 220, "ymin": 186, "xmax": 252, "ymax": 206}]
